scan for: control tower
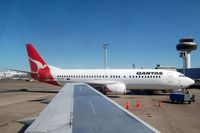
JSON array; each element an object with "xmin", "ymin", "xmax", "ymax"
[{"xmin": 176, "ymin": 37, "xmax": 197, "ymax": 69}]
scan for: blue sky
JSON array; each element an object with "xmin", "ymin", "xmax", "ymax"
[{"xmin": 0, "ymin": 0, "xmax": 200, "ymax": 70}]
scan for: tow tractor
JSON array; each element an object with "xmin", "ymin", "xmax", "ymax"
[{"xmin": 170, "ymin": 89, "xmax": 195, "ymax": 104}]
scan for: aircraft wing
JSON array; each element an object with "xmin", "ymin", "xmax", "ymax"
[{"xmin": 25, "ymin": 83, "xmax": 160, "ymax": 133}]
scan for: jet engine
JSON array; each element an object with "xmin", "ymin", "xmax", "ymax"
[{"xmin": 104, "ymin": 83, "xmax": 126, "ymax": 95}]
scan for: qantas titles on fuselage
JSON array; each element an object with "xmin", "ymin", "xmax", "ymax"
[
  {"xmin": 26, "ymin": 43, "xmax": 195, "ymax": 94},
  {"xmin": 136, "ymin": 72, "xmax": 163, "ymax": 75}
]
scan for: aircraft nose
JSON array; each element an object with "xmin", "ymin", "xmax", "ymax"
[
  {"xmin": 186, "ymin": 77, "xmax": 195, "ymax": 86},
  {"xmin": 190, "ymin": 78, "xmax": 195, "ymax": 85}
]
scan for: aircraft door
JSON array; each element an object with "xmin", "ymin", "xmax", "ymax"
[{"xmin": 167, "ymin": 73, "xmax": 173, "ymax": 83}]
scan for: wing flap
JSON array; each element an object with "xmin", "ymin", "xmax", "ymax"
[{"xmin": 72, "ymin": 84, "xmax": 159, "ymax": 133}]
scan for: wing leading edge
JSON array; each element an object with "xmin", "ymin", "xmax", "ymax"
[{"xmin": 25, "ymin": 83, "xmax": 160, "ymax": 133}]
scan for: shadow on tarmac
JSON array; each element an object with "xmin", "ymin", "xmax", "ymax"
[
  {"xmin": 18, "ymin": 124, "xmax": 29, "ymax": 133},
  {"xmin": 127, "ymin": 90, "xmax": 169, "ymax": 96},
  {"xmin": 0, "ymin": 88, "xmax": 58, "ymax": 93}
]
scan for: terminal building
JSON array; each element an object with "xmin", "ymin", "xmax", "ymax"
[
  {"xmin": 177, "ymin": 68, "xmax": 200, "ymax": 80},
  {"xmin": 0, "ymin": 70, "xmax": 28, "ymax": 80}
]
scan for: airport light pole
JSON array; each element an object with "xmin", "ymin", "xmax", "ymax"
[
  {"xmin": 102, "ymin": 44, "xmax": 109, "ymax": 69},
  {"xmin": 132, "ymin": 63, "xmax": 136, "ymax": 69}
]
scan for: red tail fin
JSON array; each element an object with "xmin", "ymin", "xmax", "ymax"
[
  {"xmin": 26, "ymin": 43, "xmax": 60, "ymax": 86},
  {"xmin": 26, "ymin": 43, "xmax": 47, "ymax": 72}
]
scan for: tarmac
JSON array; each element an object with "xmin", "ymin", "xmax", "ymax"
[{"xmin": 0, "ymin": 80, "xmax": 200, "ymax": 133}]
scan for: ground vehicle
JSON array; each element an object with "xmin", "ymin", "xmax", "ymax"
[{"xmin": 170, "ymin": 91, "xmax": 195, "ymax": 104}]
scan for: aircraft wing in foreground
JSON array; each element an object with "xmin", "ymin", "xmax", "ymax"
[{"xmin": 24, "ymin": 83, "xmax": 160, "ymax": 133}]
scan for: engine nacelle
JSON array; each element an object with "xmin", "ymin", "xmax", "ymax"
[{"xmin": 104, "ymin": 83, "xmax": 126, "ymax": 95}]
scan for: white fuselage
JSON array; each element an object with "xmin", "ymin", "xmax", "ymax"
[{"xmin": 49, "ymin": 66, "xmax": 194, "ymax": 90}]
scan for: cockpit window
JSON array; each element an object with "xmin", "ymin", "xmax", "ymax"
[{"xmin": 179, "ymin": 74, "xmax": 185, "ymax": 77}]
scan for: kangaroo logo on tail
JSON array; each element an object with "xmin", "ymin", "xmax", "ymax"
[
  {"xmin": 26, "ymin": 43, "xmax": 60, "ymax": 86},
  {"xmin": 26, "ymin": 43, "xmax": 48, "ymax": 72},
  {"xmin": 28, "ymin": 56, "xmax": 47, "ymax": 72}
]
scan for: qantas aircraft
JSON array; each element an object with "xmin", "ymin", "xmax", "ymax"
[
  {"xmin": 22, "ymin": 43, "xmax": 194, "ymax": 132},
  {"xmin": 26, "ymin": 43, "xmax": 194, "ymax": 95}
]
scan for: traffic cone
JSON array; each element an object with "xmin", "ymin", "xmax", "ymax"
[
  {"xmin": 136, "ymin": 100, "xmax": 141, "ymax": 108},
  {"xmin": 125, "ymin": 102, "xmax": 129, "ymax": 110}
]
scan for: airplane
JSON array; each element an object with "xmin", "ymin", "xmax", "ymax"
[
  {"xmin": 22, "ymin": 43, "xmax": 194, "ymax": 133},
  {"xmin": 26, "ymin": 43, "xmax": 194, "ymax": 95}
]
